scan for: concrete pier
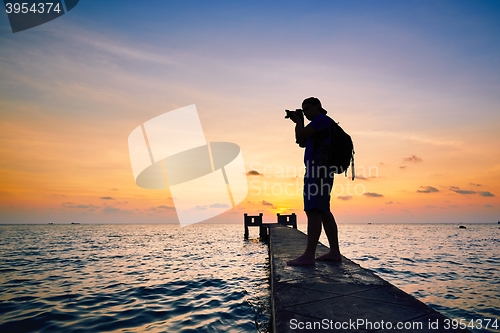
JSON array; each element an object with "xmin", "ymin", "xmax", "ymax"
[{"xmin": 268, "ymin": 225, "xmax": 470, "ymax": 333}]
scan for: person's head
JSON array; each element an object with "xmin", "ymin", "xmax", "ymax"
[{"xmin": 302, "ymin": 97, "xmax": 327, "ymax": 121}]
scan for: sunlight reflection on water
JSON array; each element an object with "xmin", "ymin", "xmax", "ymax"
[{"xmin": 0, "ymin": 224, "xmax": 270, "ymax": 333}]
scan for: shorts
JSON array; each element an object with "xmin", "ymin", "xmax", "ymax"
[{"xmin": 303, "ymin": 164, "xmax": 334, "ymax": 213}]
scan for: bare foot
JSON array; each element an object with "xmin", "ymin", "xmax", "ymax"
[
  {"xmin": 287, "ymin": 254, "xmax": 316, "ymax": 266},
  {"xmin": 316, "ymin": 252, "xmax": 342, "ymax": 262}
]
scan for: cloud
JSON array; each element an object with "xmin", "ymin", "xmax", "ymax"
[
  {"xmin": 479, "ymin": 191, "xmax": 495, "ymax": 197},
  {"xmin": 417, "ymin": 186, "xmax": 439, "ymax": 193},
  {"xmin": 195, "ymin": 205, "xmax": 207, "ymax": 210},
  {"xmin": 76, "ymin": 33, "xmax": 180, "ymax": 67},
  {"xmin": 455, "ymin": 190, "xmax": 477, "ymax": 195},
  {"xmin": 484, "ymin": 204, "xmax": 493, "ymax": 208},
  {"xmin": 62, "ymin": 202, "xmax": 99, "ymax": 210},
  {"xmin": 469, "ymin": 183, "xmax": 482, "ymax": 187},
  {"xmin": 403, "ymin": 155, "xmax": 422, "ymax": 163},
  {"xmin": 102, "ymin": 206, "xmax": 133, "ymax": 214},
  {"xmin": 209, "ymin": 203, "xmax": 231, "ymax": 208},
  {"xmin": 450, "ymin": 186, "xmax": 476, "ymax": 195},
  {"xmin": 386, "ymin": 201, "xmax": 393, "ymax": 204},
  {"xmin": 262, "ymin": 200, "xmax": 274, "ymax": 206},
  {"xmin": 337, "ymin": 196, "xmax": 352, "ymax": 201},
  {"xmin": 399, "ymin": 166, "xmax": 407, "ymax": 169},
  {"xmin": 247, "ymin": 170, "xmax": 261, "ymax": 176},
  {"xmin": 353, "ymin": 174, "xmax": 380, "ymax": 180},
  {"xmin": 100, "ymin": 196, "xmax": 115, "ymax": 200},
  {"xmin": 353, "ymin": 131, "xmax": 463, "ymax": 148},
  {"xmin": 102, "ymin": 206, "xmax": 121, "ymax": 214},
  {"xmin": 363, "ymin": 192, "xmax": 384, "ymax": 198},
  {"xmin": 157, "ymin": 205, "xmax": 175, "ymax": 210}
]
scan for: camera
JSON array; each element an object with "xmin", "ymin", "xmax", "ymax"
[{"xmin": 285, "ymin": 109, "xmax": 303, "ymax": 119}]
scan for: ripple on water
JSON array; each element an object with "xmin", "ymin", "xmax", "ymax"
[
  {"xmin": 306, "ymin": 223, "xmax": 499, "ymax": 333},
  {"xmin": 0, "ymin": 224, "xmax": 270, "ymax": 333}
]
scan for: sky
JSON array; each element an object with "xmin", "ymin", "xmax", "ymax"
[{"xmin": 1, "ymin": 0, "xmax": 499, "ymax": 224}]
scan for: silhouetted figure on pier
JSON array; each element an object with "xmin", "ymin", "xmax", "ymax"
[{"xmin": 286, "ymin": 97, "xmax": 342, "ymax": 266}]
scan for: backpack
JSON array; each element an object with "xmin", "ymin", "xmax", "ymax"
[{"xmin": 315, "ymin": 117, "xmax": 355, "ymax": 180}]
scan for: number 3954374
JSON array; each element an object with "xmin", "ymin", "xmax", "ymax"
[{"xmin": 5, "ymin": 2, "xmax": 62, "ymax": 14}]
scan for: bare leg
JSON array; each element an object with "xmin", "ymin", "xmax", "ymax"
[
  {"xmin": 286, "ymin": 210, "xmax": 322, "ymax": 266},
  {"xmin": 316, "ymin": 210, "xmax": 342, "ymax": 262}
]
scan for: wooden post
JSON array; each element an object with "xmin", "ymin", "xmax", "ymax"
[
  {"xmin": 244, "ymin": 213, "xmax": 263, "ymax": 239},
  {"xmin": 244, "ymin": 213, "xmax": 248, "ymax": 239},
  {"xmin": 259, "ymin": 224, "xmax": 267, "ymax": 240},
  {"xmin": 277, "ymin": 213, "xmax": 297, "ymax": 229}
]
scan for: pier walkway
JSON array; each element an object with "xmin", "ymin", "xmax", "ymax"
[{"xmin": 268, "ymin": 224, "xmax": 470, "ymax": 333}]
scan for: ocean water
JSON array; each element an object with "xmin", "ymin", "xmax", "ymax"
[
  {"xmin": 308, "ymin": 223, "xmax": 500, "ymax": 333},
  {"xmin": 0, "ymin": 223, "xmax": 498, "ymax": 333},
  {"xmin": 0, "ymin": 224, "xmax": 270, "ymax": 333}
]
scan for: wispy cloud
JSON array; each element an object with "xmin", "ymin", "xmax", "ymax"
[
  {"xmin": 417, "ymin": 186, "xmax": 439, "ymax": 193},
  {"xmin": 479, "ymin": 191, "xmax": 495, "ymax": 197},
  {"xmin": 449, "ymin": 186, "xmax": 476, "ymax": 195},
  {"xmin": 454, "ymin": 190, "xmax": 477, "ymax": 195},
  {"xmin": 363, "ymin": 192, "xmax": 384, "ymax": 198},
  {"xmin": 75, "ymin": 33, "xmax": 180, "ymax": 67},
  {"xmin": 403, "ymin": 155, "xmax": 423, "ymax": 163},
  {"xmin": 103, "ymin": 206, "xmax": 120, "ymax": 214},
  {"xmin": 262, "ymin": 200, "xmax": 274, "ymax": 206},
  {"xmin": 353, "ymin": 131, "xmax": 463, "ymax": 148},
  {"xmin": 247, "ymin": 170, "xmax": 261, "ymax": 176},
  {"xmin": 100, "ymin": 196, "xmax": 115, "ymax": 200},
  {"xmin": 210, "ymin": 203, "xmax": 231, "ymax": 208},
  {"xmin": 157, "ymin": 205, "xmax": 175, "ymax": 210},
  {"xmin": 102, "ymin": 206, "xmax": 133, "ymax": 214},
  {"xmin": 338, "ymin": 196, "xmax": 352, "ymax": 201},
  {"xmin": 62, "ymin": 202, "xmax": 99, "ymax": 210}
]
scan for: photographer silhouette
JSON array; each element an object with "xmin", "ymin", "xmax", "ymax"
[{"xmin": 286, "ymin": 97, "xmax": 342, "ymax": 266}]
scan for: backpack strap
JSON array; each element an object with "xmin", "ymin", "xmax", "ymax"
[{"xmin": 351, "ymin": 149, "xmax": 355, "ymax": 181}]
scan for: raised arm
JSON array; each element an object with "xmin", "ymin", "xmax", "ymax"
[
  {"xmin": 295, "ymin": 121, "xmax": 316, "ymax": 142},
  {"xmin": 290, "ymin": 112, "xmax": 316, "ymax": 147}
]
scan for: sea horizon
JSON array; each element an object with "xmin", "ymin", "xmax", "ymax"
[{"xmin": 1, "ymin": 223, "xmax": 498, "ymax": 332}]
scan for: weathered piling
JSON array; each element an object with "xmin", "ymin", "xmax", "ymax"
[
  {"xmin": 277, "ymin": 213, "xmax": 297, "ymax": 229},
  {"xmin": 244, "ymin": 213, "xmax": 267, "ymax": 240}
]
